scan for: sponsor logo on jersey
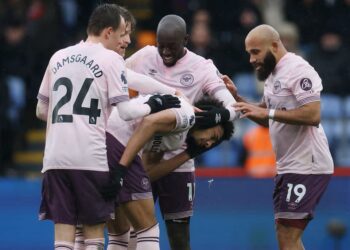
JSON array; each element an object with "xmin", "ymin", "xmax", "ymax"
[
  {"xmin": 300, "ymin": 78, "xmax": 312, "ymax": 91},
  {"xmin": 180, "ymin": 73, "xmax": 194, "ymax": 86},
  {"xmin": 150, "ymin": 135, "xmax": 163, "ymax": 152},
  {"xmin": 148, "ymin": 68, "xmax": 157, "ymax": 76}
]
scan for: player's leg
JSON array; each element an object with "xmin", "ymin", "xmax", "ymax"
[
  {"xmin": 107, "ymin": 206, "xmax": 132, "ymax": 250},
  {"xmin": 54, "ymin": 224, "xmax": 76, "ymax": 250},
  {"xmin": 39, "ymin": 170, "xmax": 78, "ymax": 249},
  {"xmin": 273, "ymin": 173, "xmax": 331, "ymax": 250},
  {"xmin": 82, "ymin": 223, "xmax": 106, "ymax": 250},
  {"xmin": 275, "ymin": 220, "xmax": 305, "ymax": 250},
  {"xmin": 73, "ymin": 225, "xmax": 84, "ymax": 250},
  {"xmin": 165, "ymin": 217, "xmax": 191, "ymax": 250},
  {"xmin": 72, "ymin": 170, "xmax": 115, "ymax": 250},
  {"xmin": 121, "ymin": 199, "xmax": 159, "ymax": 250},
  {"xmin": 156, "ymin": 171, "xmax": 195, "ymax": 250}
]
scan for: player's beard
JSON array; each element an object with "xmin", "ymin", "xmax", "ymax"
[{"xmin": 255, "ymin": 51, "xmax": 276, "ymax": 81}]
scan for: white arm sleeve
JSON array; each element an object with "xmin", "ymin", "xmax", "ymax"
[
  {"xmin": 213, "ymin": 89, "xmax": 240, "ymax": 121},
  {"xmin": 127, "ymin": 68, "xmax": 176, "ymax": 95},
  {"xmin": 116, "ymin": 99, "xmax": 151, "ymax": 121},
  {"xmin": 36, "ymin": 99, "xmax": 48, "ymax": 121}
]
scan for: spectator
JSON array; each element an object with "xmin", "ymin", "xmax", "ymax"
[
  {"xmin": 308, "ymin": 28, "xmax": 350, "ymax": 96},
  {"xmin": 242, "ymin": 125, "xmax": 276, "ymax": 178}
]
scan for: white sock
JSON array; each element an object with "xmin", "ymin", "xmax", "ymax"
[
  {"xmin": 54, "ymin": 241, "xmax": 74, "ymax": 250},
  {"xmin": 85, "ymin": 238, "xmax": 104, "ymax": 250},
  {"xmin": 74, "ymin": 225, "xmax": 84, "ymax": 250},
  {"xmin": 107, "ymin": 231, "xmax": 130, "ymax": 250},
  {"xmin": 127, "ymin": 230, "xmax": 137, "ymax": 250},
  {"xmin": 136, "ymin": 223, "xmax": 160, "ymax": 250}
]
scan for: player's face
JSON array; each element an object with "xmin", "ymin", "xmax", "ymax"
[
  {"xmin": 116, "ymin": 22, "xmax": 132, "ymax": 57},
  {"xmin": 105, "ymin": 16, "xmax": 126, "ymax": 53},
  {"xmin": 246, "ymin": 41, "xmax": 276, "ymax": 81},
  {"xmin": 157, "ymin": 33, "xmax": 185, "ymax": 67},
  {"xmin": 191, "ymin": 125, "xmax": 224, "ymax": 148}
]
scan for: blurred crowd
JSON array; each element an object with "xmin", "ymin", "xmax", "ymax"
[{"xmin": 1, "ymin": 0, "xmax": 350, "ymax": 174}]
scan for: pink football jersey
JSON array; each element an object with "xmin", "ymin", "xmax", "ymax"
[
  {"xmin": 126, "ymin": 45, "xmax": 226, "ymax": 172},
  {"xmin": 264, "ymin": 53, "xmax": 334, "ymax": 174},
  {"xmin": 37, "ymin": 41, "xmax": 129, "ymax": 172},
  {"xmin": 106, "ymin": 95, "xmax": 194, "ymax": 154}
]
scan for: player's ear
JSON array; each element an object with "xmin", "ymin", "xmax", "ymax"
[
  {"xmin": 104, "ymin": 27, "xmax": 113, "ymax": 39},
  {"xmin": 183, "ymin": 34, "xmax": 189, "ymax": 46}
]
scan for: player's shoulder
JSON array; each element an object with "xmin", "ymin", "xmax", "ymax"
[{"xmin": 186, "ymin": 49, "xmax": 217, "ymax": 69}]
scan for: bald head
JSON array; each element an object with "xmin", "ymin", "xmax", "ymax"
[
  {"xmin": 157, "ymin": 15, "xmax": 187, "ymax": 38},
  {"xmin": 246, "ymin": 24, "xmax": 280, "ymax": 46},
  {"xmin": 245, "ymin": 25, "xmax": 287, "ymax": 81},
  {"xmin": 156, "ymin": 15, "xmax": 188, "ymax": 67}
]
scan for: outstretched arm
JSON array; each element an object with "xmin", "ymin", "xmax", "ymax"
[
  {"xmin": 143, "ymin": 151, "xmax": 191, "ymax": 182},
  {"xmin": 119, "ymin": 109, "xmax": 177, "ymax": 167}
]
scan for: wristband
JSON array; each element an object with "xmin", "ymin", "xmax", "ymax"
[{"xmin": 268, "ymin": 109, "xmax": 276, "ymax": 120}]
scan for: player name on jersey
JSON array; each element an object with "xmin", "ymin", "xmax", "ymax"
[{"xmin": 51, "ymin": 54, "xmax": 103, "ymax": 78}]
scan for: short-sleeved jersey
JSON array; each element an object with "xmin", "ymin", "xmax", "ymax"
[
  {"xmin": 125, "ymin": 45, "xmax": 226, "ymax": 103},
  {"xmin": 126, "ymin": 45, "xmax": 225, "ymax": 171},
  {"xmin": 38, "ymin": 41, "xmax": 129, "ymax": 172},
  {"xmin": 264, "ymin": 53, "xmax": 334, "ymax": 174},
  {"xmin": 106, "ymin": 95, "xmax": 194, "ymax": 155}
]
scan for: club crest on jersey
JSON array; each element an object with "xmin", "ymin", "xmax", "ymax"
[
  {"xmin": 300, "ymin": 78, "xmax": 312, "ymax": 91},
  {"xmin": 141, "ymin": 177, "xmax": 150, "ymax": 189},
  {"xmin": 273, "ymin": 80, "xmax": 282, "ymax": 94},
  {"xmin": 180, "ymin": 73, "xmax": 194, "ymax": 86},
  {"xmin": 121, "ymin": 71, "xmax": 127, "ymax": 85}
]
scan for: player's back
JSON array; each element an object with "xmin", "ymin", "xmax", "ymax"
[{"xmin": 41, "ymin": 41, "xmax": 126, "ymax": 172}]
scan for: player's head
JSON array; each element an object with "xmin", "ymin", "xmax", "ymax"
[
  {"xmin": 156, "ymin": 14, "xmax": 189, "ymax": 67},
  {"xmin": 245, "ymin": 24, "xmax": 287, "ymax": 81},
  {"xmin": 86, "ymin": 4, "xmax": 126, "ymax": 53},
  {"xmin": 117, "ymin": 6, "xmax": 136, "ymax": 57},
  {"xmin": 189, "ymin": 97, "xmax": 234, "ymax": 148}
]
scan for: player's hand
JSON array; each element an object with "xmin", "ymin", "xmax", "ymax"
[
  {"xmin": 221, "ymin": 75, "xmax": 238, "ymax": 98},
  {"xmin": 234, "ymin": 102, "xmax": 269, "ymax": 120},
  {"xmin": 195, "ymin": 105, "xmax": 230, "ymax": 128},
  {"xmin": 100, "ymin": 163, "xmax": 128, "ymax": 201},
  {"xmin": 145, "ymin": 94, "xmax": 181, "ymax": 114},
  {"xmin": 185, "ymin": 135, "xmax": 223, "ymax": 158}
]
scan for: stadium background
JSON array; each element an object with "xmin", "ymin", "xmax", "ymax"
[{"xmin": 0, "ymin": 0, "xmax": 349, "ymax": 249}]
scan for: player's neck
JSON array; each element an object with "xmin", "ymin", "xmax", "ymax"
[{"xmin": 86, "ymin": 35, "xmax": 104, "ymax": 45}]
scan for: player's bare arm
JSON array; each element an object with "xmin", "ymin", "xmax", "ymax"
[
  {"xmin": 36, "ymin": 100, "xmax": 48, "ymax": 122},
  {"xmin": 235, "ymin": 101, "xmax": 320, "ymax": 126},
  {"xmin": 119, "ymin": 109, "xmax": 177, "ymax": 167}
]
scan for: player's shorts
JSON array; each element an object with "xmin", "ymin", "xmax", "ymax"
[
  {"xmin": 152, "ymin": 171, "xmax": 195, "ymax": 220},
  {"xmin": 39, "ymin": 169, "xmax": 114, "ymax": 225},
  {"xmin": 106, "ymin": 132, "xmax": 152, "ymax": 204},
  {"xmin": 273, "ymin": 173, "xmax": 331, "ymax": 222}
]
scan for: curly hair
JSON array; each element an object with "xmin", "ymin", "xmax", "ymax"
[{"xmin": 191, "ymin": 96, "xmax": 234, "ymax": 141}]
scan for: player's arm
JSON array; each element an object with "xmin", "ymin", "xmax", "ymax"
[
  {"xmin": 36, "ymin": 100, "xmax": 48, "ymax": 121},
  {"xmin": 143, "ymin": 151, "xmax": 190, "ymax": 182},
  {"xmin": 235, "ymin": 101, "xmax": 320, "ymax": 126},
  {"xmin": 116, "ymin": 94, "xmax": 180, "ymax": 121},
  {"xmin": 127, "ymin": 69, "xmax": 177, "ymax": 95},
  {"xmin": 119, "ymin": 109, "xmax": 177, "ymax": 167}
]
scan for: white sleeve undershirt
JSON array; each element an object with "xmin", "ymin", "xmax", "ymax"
[
  {"xmin": 127, "ymin": 69, "xmax": 176, "ymax": 95},
  {"xmin": 116, "ymin": 98, "xmax": 151, "ymax": 121},
  {"xmin": 213, "ymin": 89, "xmax": 240, "ymax": 121}
]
